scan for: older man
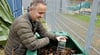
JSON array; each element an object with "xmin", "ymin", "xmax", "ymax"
[{"xmin": 4, "ymin": 0, "xmax": 66, "ymax": 55}]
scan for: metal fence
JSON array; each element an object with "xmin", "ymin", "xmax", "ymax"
[{"xmin": 45, "ymin": 0, "xmax": 100, "ymax": 55}]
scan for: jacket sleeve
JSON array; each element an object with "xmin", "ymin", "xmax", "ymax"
[
  {"xmin": 36, "ymin": 22, "xmax": 58, "ymax": 40},
  {"xmin": 14, "ymin": 22, "xmax": 50, "ymax": 50}
]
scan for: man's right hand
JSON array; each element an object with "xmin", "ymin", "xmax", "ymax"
[{"xmin": 56, "ymin": 36, "xmax": 67, "ymax": 42}]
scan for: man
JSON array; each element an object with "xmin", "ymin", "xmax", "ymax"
[{"xmin": 4, "ymin": 0, "xmax": 66, "ymax": 55}]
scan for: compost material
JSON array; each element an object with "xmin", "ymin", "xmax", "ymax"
[{"xmin": 38, "ymin": 46, "xmax": 76, "ymax": 55}]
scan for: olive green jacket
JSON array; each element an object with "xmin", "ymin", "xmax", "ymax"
[{"xmin": 4, "ymin": 13, "xmax": 57, "ymax": 55}]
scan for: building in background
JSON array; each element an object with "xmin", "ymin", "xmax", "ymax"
[{"xmin": 7, "ymin": 0, "xmax": 22, "ymax": 18}]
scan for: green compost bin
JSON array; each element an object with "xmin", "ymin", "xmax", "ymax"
[{"xmin": 26, "ymin": 31, "xmax": 88, "ymax": 55}]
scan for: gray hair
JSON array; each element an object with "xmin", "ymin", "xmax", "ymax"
[{"xmin": 30, "ymin": 0, "xmax": 46, "ymax": 8}]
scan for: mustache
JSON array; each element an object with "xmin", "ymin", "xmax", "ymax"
[{"xmin": 38, "ymin": 16, "xmax": 42, "ymax": 18}]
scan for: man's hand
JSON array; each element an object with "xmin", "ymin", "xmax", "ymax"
[{"xmin": 56, "ymin": 36, "xmax": 67, "ymax": 42}]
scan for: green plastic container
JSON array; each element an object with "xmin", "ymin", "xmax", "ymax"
[{"xmin": 26, "ymin": 31, "xmax": 88, "ymax": 55}]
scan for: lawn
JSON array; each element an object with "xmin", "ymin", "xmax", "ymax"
[{"xmin": 65, "ymin": 14, "xmax": 100, "ymax": 27}]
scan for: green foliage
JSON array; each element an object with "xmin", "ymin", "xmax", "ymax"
[
  {"xmin": 40, "ymin": 19, "xmax": 48, "ymax": 30},
  {"xmin": 0, "ymin": 0, "xmax": 14, "ymax": 46}
]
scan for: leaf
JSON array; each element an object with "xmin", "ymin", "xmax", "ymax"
[{"xmin": 0, "ymin": 0, "xmax": 14, "ymax": 45}]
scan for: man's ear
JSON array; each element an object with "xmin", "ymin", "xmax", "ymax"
[
  {"xmin": 30, "ymin": 6, "xmax": 36, "ymax": 11},
  {"xmin": 29, "ymin": 7, "xmax": 33, "ymax": 11}
]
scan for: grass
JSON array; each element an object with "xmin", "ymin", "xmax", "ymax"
[
  {"xmin": 40, "ymin": 19, "xmax": 48, "ymax": 30},
  {"xmin": 65, "ymin": 14, "xmax": 100, "ymax": 27},
  {"xmin": 96, "ymin": 16, "xmax": 100, "ymax": 27}
]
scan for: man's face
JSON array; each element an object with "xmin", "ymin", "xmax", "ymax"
[{"xmin": 31, "ymin": 4, "xmax": 46, "ymax": 21}]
